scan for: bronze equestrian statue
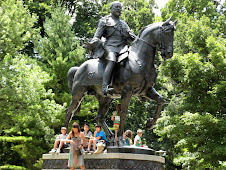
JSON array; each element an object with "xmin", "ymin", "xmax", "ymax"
[
  {"xmin": 66, "ymin": 1, "xmax": 177, "ymax": 146},
  {"xmin": 87, "ymin": 1, "xmax": 136, "ymax": 96}
]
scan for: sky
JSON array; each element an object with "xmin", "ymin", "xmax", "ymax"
[
  {"xmin": 154, "ymin": 0, "xmax": 169, "ymax": 16},
  {"xmin": 69, "ymin": 0, "xmax": 225, "ymax": 23},
  {"xmin": 153, "ymin": 0, "xmax": 226, "ymax": 16}
]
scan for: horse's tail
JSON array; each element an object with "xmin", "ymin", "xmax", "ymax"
[{"xmin": 67, "ymin": 66, "xmax": 79, "ymax": 93}]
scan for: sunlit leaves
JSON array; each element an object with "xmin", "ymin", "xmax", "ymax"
[
  {"xmin": 0, "ymin": 0, "xmax": 37, "ymax": 60},
  {"xmin": 156, "ymin": 0, "xmax": 226, "ymax": 168}
]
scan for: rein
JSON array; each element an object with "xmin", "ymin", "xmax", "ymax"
[
  {"xmin": 137, "ymin": 37, "xmax": 158, "ymax": 48},
  {"xmin": 135, "ymin": 25, "xmax": 165, "ymax": 51},
  {"xmin": 130, "ymin": 23, "xmax": 172, "ymax": 67}
]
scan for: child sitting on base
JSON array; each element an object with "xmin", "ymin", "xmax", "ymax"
[
  {"xmin": 123, "ymin": 130, "xmax": 133, "ymax": 146},
  {"xmin": 85, "ymin": 124, "xmax": 108, "ymax": 153},
  {"xmin": 134, "ymin": 129, "xmax": 148, "ymax": 148},
  {"xmin": 83, "ymin": 123, "xmax": 93, "ymax": 150},
  {"xmin": 49, "ymin": 127, "xmax": 69, "ymax": 154}
]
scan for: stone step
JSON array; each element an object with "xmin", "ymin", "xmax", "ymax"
[
  {"xmin": 42, "ymin": 152, "xmax": 165, "ymax": 169},
  {"xmin": 61, "ymin": 147, "xmax": 70, "ymax": 153}
]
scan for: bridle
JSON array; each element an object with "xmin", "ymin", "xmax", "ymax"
[
  {"xmin": 131, "ymin": 20, "xmax": 177, "ymax": 66},
  {"xmin": 136, "ymin": 20, "xmax": 177, "ymax": 53},
  {"xmin": 136, "ymin": 24, "xmax": 170, "ymax": 51},
  {"xmin": 131, "ymin": 26, "xmax": 167, "ymax": 67}
]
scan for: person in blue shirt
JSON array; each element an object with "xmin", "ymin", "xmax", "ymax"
[{"xmin": 86, "ymin": 124, "xmax": 107, "ymax": 152}]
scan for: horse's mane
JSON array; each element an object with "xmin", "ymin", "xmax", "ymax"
[
  {"xmin": 137, "ymin": 22, "xmax": 162, "ymax": 38},
  {"xmin": 132, "ymin": 22, "xmax": 162, "ymax": 46}
]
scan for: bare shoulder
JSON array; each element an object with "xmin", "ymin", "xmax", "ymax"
[
  {"xmin": 68, "ymin": 132, "xmax": 72, "ymax": 138},
  {"xmin": 80, "ymin": 132, "xmax": 85, "ymax": 137}
]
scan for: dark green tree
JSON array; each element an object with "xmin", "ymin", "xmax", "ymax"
[
  {"xmin": 0, "ymin": 55, "xmax": 65, "ymax": 170},
  {"xmin": 34, "ymin": 5, "xmax": 85, "ymax": 104},
  {"xmin": 153, "ymin": 0, "xmax": 226, "ymax": 168},
  {"xmin": 0, "ymin": 1, "xmax": 66, "ymax": 169},
  {"xmin": 0, "ymin": 0, "xmax": 37, "ymax": 60}
]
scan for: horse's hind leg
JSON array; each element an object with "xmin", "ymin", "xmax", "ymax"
[
  {"xmin": 64, "ymin": 84, "xmax": 86, "ymax": 128},
  {"xmin": 145, "ymin": 87, "xmax": 165, "ymax": 130},
  {"xmin": 95, "ymin": 95, "xmax": 113, "ymax": 139},
  {"xmin": 118, "ymin": 85, "xmax": 133, "ymax": 146}
]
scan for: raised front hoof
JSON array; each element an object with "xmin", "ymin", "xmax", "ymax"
[
  {"xmin": 146, "ymin": 118, "xmax": 157, "ymax": 130},
  {"xmin": 109, "ymin": 136, "xmax": 116, "ymax": 146},
  {"xmin": 118, "ymin": 136, "xmax": 126, "ymax": 147}
]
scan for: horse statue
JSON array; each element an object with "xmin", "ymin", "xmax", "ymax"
[{"xmin": 65, "ymin": 18, "xmax": 177, "ymax": 146}]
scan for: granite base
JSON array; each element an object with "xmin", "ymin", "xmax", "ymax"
[{"xmin": 42, "ymin": 153, "xmax": 165, "ymax": 170}]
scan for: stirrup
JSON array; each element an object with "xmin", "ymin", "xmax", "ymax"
[
  {"xmin": 102, "ymin": 84, "xmax": 108, "ymax": 96},
  {"xmin": 102, "ymin": 85, "xmax": 114, "ymax": 96}
]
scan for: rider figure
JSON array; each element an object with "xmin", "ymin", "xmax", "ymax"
[{"xmin": 89, "ymin": 1, "xmax": 136, "ymax": 95}]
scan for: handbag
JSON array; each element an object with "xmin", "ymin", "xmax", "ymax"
[{"xmin": 75, "ymin": 148, "xmax": 82, "ymax": 156}]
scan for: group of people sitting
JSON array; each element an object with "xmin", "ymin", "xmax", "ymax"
[
  {"xmin": 48, "ymin": 104, "xmax": 147, "ymax": 170},
  {"xmin": 49, "ymin": 122, "xmax": 108, "ymax": 170},
  {"xmin": 49, "ymin": 124, "xmax": 147, "ymax": 155},
  {"xmin": 49, "ymin": 104, "xmax": 147, "ymax": 154},
  {"xmin": 49, "ymin": 123, "xmax": 108, "ymax": 155}
]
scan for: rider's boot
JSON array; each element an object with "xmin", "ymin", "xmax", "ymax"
[
  {"xmin": 102, "ymin": 84, "xmax": 108, "ymax": 96},
  {"xmin": 102, "ymin": 61, "xmax": 115, "ymax": 96}
]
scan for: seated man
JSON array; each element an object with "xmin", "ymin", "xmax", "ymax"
[
  {"xmin": 86, "ymin": 124, "xmax": 108, "ymax": 153},
  {"xmin": 49, "ymin": 127, "xmax": 69, "ymax": 154},
  {"xmin": 83, "ymin": 123, "xmax": 93, "ymax": 150}
]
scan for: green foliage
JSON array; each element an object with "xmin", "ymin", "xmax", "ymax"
[
  {"xmin": 1, "ymin": 0, "xmax": 225, "ymax": 169},
  {"xmin": 155, "ymin": 108, "xmax": 226, "ymax": 168},
  {"xmin": 0, "ymin": 0, "xmax": 37, "ymax": 60},
  {"xmin": 80, "ymin": 95, "xmax": 99, "ymax": 117},
  {"xmin": 34, "ymin": 4, "xmax": 85, "ymax": 104},
  {"xmin": 72, "ymin": 0, "xmax": 107, "ymax": 39},
  {"xmin": 22, "ymin": 0, "xmax": 54, "ymax": 37},
  {"xmin": 0, "ymin": 164, "xmax": 27, "ymax": 170},
  {"xmin": 154, "ymin": 0, "xmax": 226, "ymax": 168},
  {"xmin": 67, "ymin": 94, "xmax": 100, "ymax": 133},
  {"xmin": 0, "ymin": 55, "xmax": 65, "ymax": 169},
  {"xmin": 120, "ymin": 0, "xmax": 156, "ymax": 35},
  {"xmin": 161, "ymin": 0, "xmax": 222, "ymax": 20}
]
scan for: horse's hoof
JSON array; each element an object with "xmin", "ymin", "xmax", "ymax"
[
  {"xmin": 109, "ymin": 136, "xmax": 115, "ymax": 146},
  {"xmin": 118, "ymin": 136, "xmax": 126, "ymax": 147}
]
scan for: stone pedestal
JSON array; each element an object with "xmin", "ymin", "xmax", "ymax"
[
  {"xmin": 42, "ymin": 152, "xmax": 165, "ymax": 170},
  {"xmin": 107, "ymin": 146, "xmax": 155, "ymax": 155}
]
